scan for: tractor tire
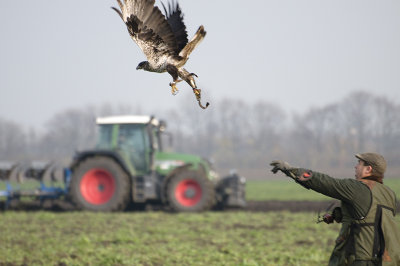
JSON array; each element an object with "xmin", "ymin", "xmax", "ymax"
[
  {"xmin": 69, "ymin": 156, "xmax": 131, "ymax": 212},
  {"xmin": 165, "ymin": 169, "xmax": 215, "ymax": 212}
]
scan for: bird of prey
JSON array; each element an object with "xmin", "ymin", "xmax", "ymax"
[{"xmin": 112, "ymin": 0, "xmax": 209, "ymax": 109}]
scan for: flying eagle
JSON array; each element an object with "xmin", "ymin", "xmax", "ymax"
[{"xmin": 112, "ymin": 0, "xmax": 209, "ymax": 109}]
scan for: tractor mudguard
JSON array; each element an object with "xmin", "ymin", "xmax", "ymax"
[{"xmin": 70, "ymin": 150, "xmax": 131, "ymax": 176}]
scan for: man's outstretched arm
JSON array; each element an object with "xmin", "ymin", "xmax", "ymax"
[{"xmin": 269, "ymin": 160, "xmax": 371, "ymax": 204}]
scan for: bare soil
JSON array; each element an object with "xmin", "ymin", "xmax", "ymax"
[
  {"xmin": 244, "ymin": 200, "xmax": 337, "ymax": 212},
  {"xmin": 1, "ymin": 199, "xmax": 399, "ymax": 212}
]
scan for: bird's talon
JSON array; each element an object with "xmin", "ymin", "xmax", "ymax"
[
  {"xmin": 170, "ymin": 82, "xmax": 179, "ymax": 95},
  {"xmin": 190, "ymin": 73, "xmax": 198, "ymax": 78}
]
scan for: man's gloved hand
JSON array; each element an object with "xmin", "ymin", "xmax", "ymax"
[
  {"xmin": 270, "ymin": 160, "xmax": 293, "ymax": 174},
  {"xmin": 270, "ymin": 161, "xmax": 312, "ymax": 190}
]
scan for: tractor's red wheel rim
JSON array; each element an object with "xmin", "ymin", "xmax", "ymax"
[
  {"xmin": 80, "ymin": 169, "xmax": 115, "ymax": 205},
  {"xmin": 175, "ymin": 179, "xmax": 202, "ymax": 207}
]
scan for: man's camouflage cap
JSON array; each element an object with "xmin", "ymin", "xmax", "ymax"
[{"xmin": 355, "ymin": 152, "xmax": 387, "ymax": 177}]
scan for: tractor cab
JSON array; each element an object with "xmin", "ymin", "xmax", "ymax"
[{"xmin": 95, "ymin": 116, "xmax": 162, "ymax": 175}]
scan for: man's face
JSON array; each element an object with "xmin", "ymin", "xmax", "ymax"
[{"xmin": 354, "ymin": 160, "xmax": 372, "ymax": 180}]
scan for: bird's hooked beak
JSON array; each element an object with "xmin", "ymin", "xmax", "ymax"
[{"xmin": 136, "ymin": 62, "xmax": 146, "ymax": 70}]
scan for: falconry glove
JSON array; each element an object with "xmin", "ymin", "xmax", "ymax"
[
  {"xmin": 270, "ymin": 160, "xmax": 294, "ymax": 176},
  {"xmin": 270, "ymin": 160, "xmax": 312, "ymax": 189}
]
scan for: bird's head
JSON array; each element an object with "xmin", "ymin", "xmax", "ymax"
[{"xmin": 136, "ymin": 61, "xmax": 149, "ymax": 70}]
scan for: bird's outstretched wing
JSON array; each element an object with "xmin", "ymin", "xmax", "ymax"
[
  {"xmin": 161, "ymin": 1, "xmax": 188, "ymax": 53},
  {"xmin": 112, "ymin": 0, "xmax": 181, "ymax": 63}
]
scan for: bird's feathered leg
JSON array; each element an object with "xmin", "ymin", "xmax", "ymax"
[
  {"xmin": 166, "ymin": 64, "xmax": 182, "ymax": 95},
  {"xmin": 178, "ymin": 68, "xmax": 210, "ymax": 109}
]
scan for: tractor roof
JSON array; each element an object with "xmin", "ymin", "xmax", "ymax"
[{"xmin": 96, "ymin": 115, "xmax": 160, "ymax": 126}]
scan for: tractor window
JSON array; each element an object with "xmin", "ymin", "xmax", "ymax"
[
  {"xmin": 96, "ymin": 124, "xmax": 113, "ymax": 149},
  {"xmin": 118, "ymin": 124, "xmax": 148, "ymax": 173}
]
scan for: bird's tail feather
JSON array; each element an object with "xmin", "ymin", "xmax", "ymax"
[
  {"xmin": 179, "ymin": 25, "xmax": 206, "ymax": 59},
  {"xmin": 111, "ymin": 0, "xmax": 124, "ymax": 21},
  {"xmin": 111, "ymin": 7, "xmax": 124, "ymax": 20}
]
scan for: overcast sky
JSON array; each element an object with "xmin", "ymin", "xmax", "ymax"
[{"xmin": 1, "ymin": 0, "xmax": 399, "ymax": 130}]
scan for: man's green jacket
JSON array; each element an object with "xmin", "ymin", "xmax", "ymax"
[{"xmin": 294, "ymin": 170, "xmax": 400, "ymax": 266}]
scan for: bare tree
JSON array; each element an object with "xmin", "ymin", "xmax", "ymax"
[
  {"xmin": 37, "ymin": 108, "xmax": 96, "ymax": 159},
  {"xmin": 0, "ymin": 117, "xmax": 27, "ymax": 160},
  {"xmin": 34, "ymin": 103, "xmax": 144, "ymax": 160},
  {"xmin": 283, "ymin": 91, "xmax": 400, "ymax": 172}
]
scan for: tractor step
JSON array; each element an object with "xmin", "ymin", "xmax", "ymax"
[
  {"xmin": 133, "ymin": 176, "xmax": 146, "ymax": 202},
  {"xmin": 133, "ymin": 172, "xmax": 159, "ymax": 203}
]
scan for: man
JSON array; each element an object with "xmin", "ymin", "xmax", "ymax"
[{"xmin": 270, "ymin": 153, "xmax": 400, "ymax": 266}]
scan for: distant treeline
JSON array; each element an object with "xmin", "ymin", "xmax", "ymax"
[{"xmin": 1, "ymin": 91, "xmax": 399, "ymax": 178}]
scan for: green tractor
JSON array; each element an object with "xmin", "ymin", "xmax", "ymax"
[{"xmin": 68, "ymin": 115, "xmax": 246, "ymax": 212}]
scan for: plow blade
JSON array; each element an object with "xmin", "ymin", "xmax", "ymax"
[{"xmin": 0, "ymin": 162, "xmax": 71, "ymax": 209}]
